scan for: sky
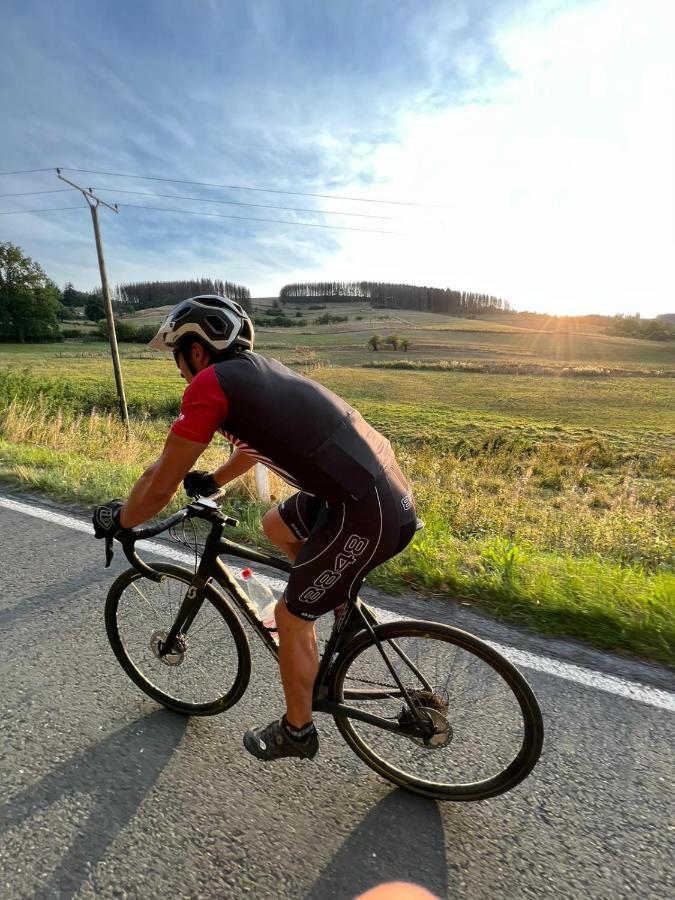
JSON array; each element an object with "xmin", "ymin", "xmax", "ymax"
[{"xmin": 1, "ymin": 0, "xmax": 673, "ymax": 316}]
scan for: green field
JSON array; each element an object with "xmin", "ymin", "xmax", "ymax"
[
  {"xmin": 1, "ymin": 323, "xmax": 674, "ymax": 666},
  {"xmin": 112, "ymin": 302, "xmax": 675, "ymax": 370}
]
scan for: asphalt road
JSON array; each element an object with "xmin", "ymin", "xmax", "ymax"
[{"xmin": 1, "ymin": 497, "xmax": 673, "ymax": 899}]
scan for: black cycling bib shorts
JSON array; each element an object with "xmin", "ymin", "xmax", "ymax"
[{"xmin": 278, "ymin": 461, "xmax": 417, "ymax": 621}]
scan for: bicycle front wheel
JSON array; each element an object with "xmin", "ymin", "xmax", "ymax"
[
  {"xmin": 106, "ymin": 563, "xmax": 251, "ymax": 715},
  {"xmin": 329, "ymin": 621, "xmax": 543, "ymax": 801}
]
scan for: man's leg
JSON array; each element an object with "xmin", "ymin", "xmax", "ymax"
[
  {"xmin": 262, "ymin": 507, "xmax": 303, "ymax": 562},
  {"xmin": 262, "ymin": 507, "xmax": 319, "ymax": 726},
  {"xmin": 274, "ymin": 598, "xmax": 318, "ymax": 728}
]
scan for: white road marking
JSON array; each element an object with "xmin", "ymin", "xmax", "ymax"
[{"xmin": 1, "ymin": 494, "xmax": 674, "ymax": 714}]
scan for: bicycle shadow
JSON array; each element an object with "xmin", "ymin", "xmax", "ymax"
[
  {"xmin": 305, "ymin": 788, "xmax": 449, "ymax": 899},
  {"xmin": 0, "ymin": 709, "xmax": 186, "ymax": 899}
]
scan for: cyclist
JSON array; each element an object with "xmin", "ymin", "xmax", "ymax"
[{"xmin": 93, "ymin": 295, "xmax": 417, "ymax": 762}]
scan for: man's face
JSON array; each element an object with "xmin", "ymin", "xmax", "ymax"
[
  {"xmin": 173, "ymin": 342, "xmax": 209, "ymax": 382},
  {"xmin": 173, "ymin": 350, "xmax": 193, "ymax": 383}
]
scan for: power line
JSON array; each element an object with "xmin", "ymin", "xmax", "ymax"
[
  {"xmin": 59, "ymin": 166, "xmax": 435, "ymax": 208},
  {"xmin": 92, "ymin": 186, "xmax": 396, "ymax": 220},
  {"xmin": 118, "ymin": 202, "xmax": 404, "ymax": 234},
  {"xmin": 0, "ymin": 168, "xmax": 55, "ymax": 176},
  {"xmin": 0, "ymin": 188, "xmax": 73, "ymax": 198},
  {"xmin": 0, "ymin": 185, "xmax": 396, "ymax": 219},
  {"xmin": 0, "ymin": 185, "xmax": 397, "ymax": 219},
  {"xmin": 0, "ymin": 205, "xmax": 87, "ymax": 215},
  {"xmin": 0, "ymin": 200, "xmax": 402, "ymax": 233}
]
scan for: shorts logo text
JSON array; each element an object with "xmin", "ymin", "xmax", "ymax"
[{"xmin": 299, "ymin": 534, "xmax": 369, "ymax": 604}]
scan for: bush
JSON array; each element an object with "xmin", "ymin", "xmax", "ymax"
[
  {"xmin": 253, "ymin": 315, "xmax": 308, "ymax": 327},
  {"xmin": 85, "ymin": 295, "xmax": 105, "ymax": 321},
  {"xmin": 603, "ymin": 315, "xmax": 675, "ymax": 342},
  {"xmin": 57, "ymin": 305, "xmax": 79, "ymax": 321},
  {"xmin": 316, "ymin": 313, "xmax": 348, "ymax": 325},
  {"xmin": 61, "ymin": 328, "xmax": 89, "ymax": 339},
  {"xmin": 97, "ymin": 320, "xmax": 157, "ymax": 343}
]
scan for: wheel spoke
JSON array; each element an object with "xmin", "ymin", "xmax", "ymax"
[
  {"xmin": 130, "ymin": 580, "xmax": 165, "ymax": 623},
  {"xmin": 111, "ymin": 569, "xmax": 245, "ymax": 712},
  {"xmin": 332, "ymin": 624, "xmax": 542, "ymax": 800}
]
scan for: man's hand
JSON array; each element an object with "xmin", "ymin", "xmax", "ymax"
[
  {"xmin": 183, "ymin": 470, "xmax": 219, "ymax": 498},
  {"xmin": 92, "ymin": 499, "xmax": 126, "ymax": 539}
]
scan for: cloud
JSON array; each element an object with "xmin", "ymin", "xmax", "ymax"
[
  {"xmin": 1, "ymin": 0, "xmax": 672, "ymax": 315},
  {"xmin": 315, "ymin": 0, "xmax": 675, "ymax": 316}
]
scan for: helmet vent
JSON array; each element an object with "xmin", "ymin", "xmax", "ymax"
[
  {"xmin": 206, "ymin": 315, "xmax": 229, "ymax": 335},
  {"xmin": 173, "ymin": 304, "xmax": 192, "ymax": 322}
]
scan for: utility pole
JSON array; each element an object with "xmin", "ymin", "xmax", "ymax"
[{"xmin": 56, "ymin": 169, "xmax": 130, "ymax": 438}]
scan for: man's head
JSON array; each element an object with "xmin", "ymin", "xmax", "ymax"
[
  {"xmin": 172, "ymin": 336, "xmax": 212, "ymax": 382},
  {"xmin": 149, "ymin": 295, "xmax": 254, "ymax": 381}
]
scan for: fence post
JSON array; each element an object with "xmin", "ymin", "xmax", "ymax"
[{"xmin": 254, "ymin": 464, "xmax": 270, "ymax": 501}]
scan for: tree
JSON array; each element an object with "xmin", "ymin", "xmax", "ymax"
[
  {"xmin": 62, "ymin": 281, "xmax": 85, "ymax": 307},
  {"xmin": 368, "ymin": 334, "xmax": 382, "ymax": 351},
  {"xmin": 57, "ymin": 304, "xmax": 79, "ymax": 321},
  {"xmin": 385, "ymin": 334, "xmax": 402, "ymax": 350},
  {"xmin": 0, "ymin": 242, "xmax": 62, "ymax": 342},
  {"xmin": 85, "ymin": 293, "xmax": 105, "ymax": 322},
  {"xmin": 400, "ymin": 338, "xmax": 410, "ymax": 351}
]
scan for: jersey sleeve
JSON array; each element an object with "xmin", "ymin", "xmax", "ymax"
[{"xmin": 170, "ymin": 366, "xmax": 229, "ymax": 444}]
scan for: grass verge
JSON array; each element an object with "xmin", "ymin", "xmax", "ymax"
[{"xmin": 0, "ymin": 397, "xmax": 672, "ymax": 667}]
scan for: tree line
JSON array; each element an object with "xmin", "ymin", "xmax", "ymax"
[
  {"xmin": 115, "ymin": 279, "xmax": 251, "ymax": 313},
  {"xmin": 0, "ymin": 242, "xmax": 62, "ymax": 342},
  {"xmin": 1, "ymin": 243, "xmax": 253, "ymax": 342},
  {"xmin": 603, "ymin": 314, "xmax": 675, "ymax": 342},
  {"xmin": 279, "ymin": 281, "xmax": 511, "ymax": 315}
]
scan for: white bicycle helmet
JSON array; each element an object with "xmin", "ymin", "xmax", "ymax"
[{"xmin": 149, "ymin": 295, "xmax": 254, "ymax": 354}]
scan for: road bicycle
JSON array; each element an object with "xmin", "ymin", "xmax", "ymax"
[{"xmin": 101, "ymin": 493, "xmax": 544, "ymax": 802}]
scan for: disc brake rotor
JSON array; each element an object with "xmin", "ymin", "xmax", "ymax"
[
  {"xmin": 149, "ymin": 630, "xmax": 185, "ymax": 667},
  {"xmin": 398, "ymin": 689, "xmax": 453, "ymax": 749},
  {"xmin": 410, "ymin": 707, "xmax": 453, "ymax": 749}
]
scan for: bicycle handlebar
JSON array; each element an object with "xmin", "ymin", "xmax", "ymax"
[
  {"xmin": 128, "ymin": 506, "xmax": 192, "ymax": 541},
  {"xmin": 102, "ymin": 489, "xmax": 239, "ymax": 580}
]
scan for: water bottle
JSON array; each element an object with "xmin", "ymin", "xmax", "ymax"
[{"xmin": 241, "ymin": 568, "xmax": 278, "ymax": 642}]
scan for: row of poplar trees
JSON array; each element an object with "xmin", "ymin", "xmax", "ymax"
[
  {"xmin": 115, "ymin": 279, "xmax": 252, "ymax": 313},
  {"xmin": 279, "ymin": 281, "xmax": 511, "ymax": 315}
]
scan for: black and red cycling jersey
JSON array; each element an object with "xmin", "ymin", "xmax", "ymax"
[{"xmin": 171, "ymin": 351, "xmax": 396, "ymax": 501}]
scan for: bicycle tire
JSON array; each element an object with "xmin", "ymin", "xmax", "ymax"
[
  {"xmin": 328, "ymin": 620, "xmax": 544, "ymax": 801},
  {"xmin": 105, "ymin": 563, "xmax": 251, "ymax": 716}
]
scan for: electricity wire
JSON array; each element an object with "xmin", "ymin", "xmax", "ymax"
[
  {"xmin": 0, "ymin": 187, "xmax": 400, "ymax": 222},
  {"xmin": 0, "ymin": 200, "xmax": 403, "ymax": 233},
  {"xmin": 93, "ymin": 186, "xmax": 396, "ymax": 220},
  {"xmin": 0, "ymin": 189, "xmax": 73, "ymax": 198},
  {"xmin": 0, "ymin": 205, "xmax": 88, "ymax": 215},
  {"xmin": 117, "ymin": 202, "xmax": 404, "ymax": 234},
  {"xmin": 0, "ymin": 168, "xmax": 56, "ymax": 176},
  {"xmin": 0, "ymin": 186, "xmax": 396, "ymax": 219},
  {"xmin": 59, "ymin": 166, "xmax": 436, "ymax": 208}
]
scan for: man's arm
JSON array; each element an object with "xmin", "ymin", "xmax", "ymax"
[
  {"xmin": 212, "ymin": 447, "xmax": 257, "ymax": 486},
  {"xmin": 119, "ymin": 431, "xmax": 209, "ymax": 528}
]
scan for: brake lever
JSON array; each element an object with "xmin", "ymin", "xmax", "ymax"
[{"xmin": 104, "ymin": 536, "xmax": 114, "ymax": 568}]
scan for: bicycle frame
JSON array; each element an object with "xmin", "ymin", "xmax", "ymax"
[{"xmin": 121, "ymin": 501, "xmax": 434, "ymax": 738}]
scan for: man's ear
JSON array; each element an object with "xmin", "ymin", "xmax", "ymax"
[{"xmin": 191, "ymin": 341, "xmax": 207, "ymax": 369}]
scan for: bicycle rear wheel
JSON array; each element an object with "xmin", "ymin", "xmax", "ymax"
[
  {"xmin": 106, "ymin": 563, "xmax": 251, "ymax": 715},
  {"xmin": 329, "ymin": 621, "xmax": 543, "ymax": 801}
]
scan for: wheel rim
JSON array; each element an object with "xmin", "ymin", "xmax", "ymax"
[
  {"xmin": 334, "ymin": 628, "xmax": 541, "ymax": 795},
  {"xmin": 114, "ymin": 572, "xmax": 242, "ymax": 708}
]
